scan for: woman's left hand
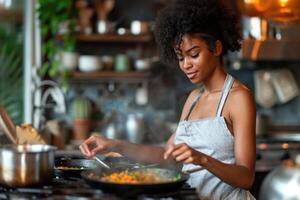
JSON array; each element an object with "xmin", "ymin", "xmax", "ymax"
[{"xmin": 164, "ymin": 143, "xmax": 207, "ymax": 165}]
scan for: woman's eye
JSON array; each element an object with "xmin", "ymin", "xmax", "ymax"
[
  {"xmin": 177, "ymin": 56, "xmax": 184, "ymax": 61},
  {"xmin": 191, "ymin": 53, "xmax": 199, "ymax": 58}
]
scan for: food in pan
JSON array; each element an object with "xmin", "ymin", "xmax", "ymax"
[
  {"xmin": 55, "ymin": 166, "xmax": 86, "ymax": 170},
  {"xmin": 91, "ymin": 169, "xmax": 182, "ymax": 184}
]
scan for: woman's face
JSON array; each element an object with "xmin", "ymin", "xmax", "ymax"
[{"xmin": 174, "ymin": 33, "xmax": 221, "ymax": 84}]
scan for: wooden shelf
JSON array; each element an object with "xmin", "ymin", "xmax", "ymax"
[
  {"xmin": 76, "ymin": 34, "xmax": 153, "ymax": 43},
  {"xmin": 71, "ymin": 71, "xmax": 150, "ymax": 82}
]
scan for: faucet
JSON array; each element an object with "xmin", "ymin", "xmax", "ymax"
[{"xmin": 33, "ymin": 80, "xmax": 66, "ymax": 130}]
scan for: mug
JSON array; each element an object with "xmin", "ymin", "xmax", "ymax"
[{"xmin": 114, "ymin": 54, "xmax": 130, "ymax": 72}]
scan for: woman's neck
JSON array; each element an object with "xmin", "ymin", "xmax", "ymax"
[{"xmin": 203, "ymin": 66, "xmax": 227, "ymax": 94}]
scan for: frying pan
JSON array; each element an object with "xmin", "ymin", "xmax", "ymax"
[
  {"xmin": 54, "ymin": 158, "xmax": 99, "ymax": 178},
  {"xmin": 54, "ymin": 156, "xmax": 139, "ymax": 178},
  {"xmin": 81, "ymin": 167, "xmax": 189, "ymax": 196}
]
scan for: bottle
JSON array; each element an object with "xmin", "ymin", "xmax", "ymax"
[{"xmin": 125, "ymin": 113, "xmax": 145, "ymax": 143}]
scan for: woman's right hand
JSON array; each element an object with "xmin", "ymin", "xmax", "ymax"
[{"xmin": 79, "ymin": 135, "xmax": 117, "ymax": 158}]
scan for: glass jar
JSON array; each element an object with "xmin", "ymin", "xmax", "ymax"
[{"xmin": 114, "ymin": 54, "xmax": 130, "ymax": 72}]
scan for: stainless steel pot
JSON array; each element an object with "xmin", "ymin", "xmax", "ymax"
[
  {"xmin": 259, "ymin": 154, "xmax": 300, "ymax": 200},
  {"xmin": 0, "ymin": 144, "xmax": 56, "ymax": 187}
]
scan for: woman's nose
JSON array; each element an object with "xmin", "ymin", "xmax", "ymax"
[{"xmin": 182, "ymin": 57, "xmax": 192, "ymax": 69}]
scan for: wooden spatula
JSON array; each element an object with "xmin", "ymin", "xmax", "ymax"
[
  {"xmin": 16, "ymin": 124, "xmax": 46, "ymax": 144},
  {"xmin": 0, "ymin": 106, "xmax": 17, "ymax": 144},
  {"xmin": 0, "ymin": 106, "xmax": 46, "ymax": 144}
]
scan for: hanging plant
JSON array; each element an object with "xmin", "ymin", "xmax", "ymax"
[{"xmin": 36, "ymin": 0, "xmax": 77, "ymax": 89}]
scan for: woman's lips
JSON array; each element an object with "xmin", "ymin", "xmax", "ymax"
[{"xmin": 186, "ymin": 71, "xmax": 197, "ymax": 79}]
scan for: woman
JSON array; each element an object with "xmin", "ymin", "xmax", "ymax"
[{"xmin": 80, "ymin": 0, "xmax": 256, "ymax": 199}]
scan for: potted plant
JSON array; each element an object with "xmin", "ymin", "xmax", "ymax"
[
  {"xmin": 71, "ymin": 96, "xmax": 92, "ymax": 140},
  {"xmin": 36, "ymin": 0, "xmax": 77, "ymax": 90}
]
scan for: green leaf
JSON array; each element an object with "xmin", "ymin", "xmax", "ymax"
[
  {"xmin": 0, "ymin": 26, "xmax": 23, "ymax": 123},
  {"xmin": 37, "ymin": 0, "xmax": 76, "ymax": 79},
  {"xmin": 39, "ymin": 62, "xmax": 50, "ymax": 77},
  {"xmin": 41, "ymin": 26, "xmax": 49, "ymax": 36},
  {"xmin": 49, "ymin": 60, "xmax": 61, "ymax": 77}
]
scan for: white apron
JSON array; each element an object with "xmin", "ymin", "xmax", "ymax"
[{"xmin": 174, "ymin": 74, "xmax": 255, "ymax": 200}]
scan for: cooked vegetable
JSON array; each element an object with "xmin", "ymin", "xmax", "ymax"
[{"xmin": 95, "ymin": 169, "xmax": 182, "ymax": 184}]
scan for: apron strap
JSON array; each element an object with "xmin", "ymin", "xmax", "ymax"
[
  {"xmin": 216, "ymin": 74, "xmax": 234, "ymax": 117},
  {"xmin": 184, "ymin": 87, "xmax": 204, "ymax": 121}
]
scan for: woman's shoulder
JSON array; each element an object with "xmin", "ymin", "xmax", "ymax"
[
  {"xmin": 229, "ymin": 80, "xmax": 255, "ymax": 108},
  {"xmin": 187, "ymin": 88, "xmax": 203, "ymax": 102}
]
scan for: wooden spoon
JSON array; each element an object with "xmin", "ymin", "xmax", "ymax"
[{"xmin": 0, "ymin": 106, "xmax": 17, "ymax": 144}]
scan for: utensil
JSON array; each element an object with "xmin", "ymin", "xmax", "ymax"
[
  {"xmin": 254, "ymin": 70, "xmax": 277, "ymax": 108},
  {"xmin": 182, "ymin": 167, "xmax": 203, "ymax": 174},
  {"xmin": 0, "ymin": 144, "xmax": 56, "ymax": 187},
  {"xmin": 271, "ymin": 69, "xmax": 299, "ymax": 104},
  {"xmin": 94, "ymin": 155, "xmax": 111, "ymax": 169},
  {"xmin": 0, "ymin": 107, "xmax": 17, "ymax": 144}
]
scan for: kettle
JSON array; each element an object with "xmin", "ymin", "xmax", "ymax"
[{"xmin": 259, "ymin": 155, "xmax": 300, "ymax": 200}]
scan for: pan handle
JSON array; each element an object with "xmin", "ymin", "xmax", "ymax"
[
  {"xmin": 182, "ymin": 167, "xmax": 203, "ymax": 174},
  {"xmin": 94, "ymin": 155, "xmax": 111, "ymax": 169}
]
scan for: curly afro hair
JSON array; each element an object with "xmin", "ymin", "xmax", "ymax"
[{"xmin": 154, "ymin": 0, "xmax": 242, "ymax": 64}]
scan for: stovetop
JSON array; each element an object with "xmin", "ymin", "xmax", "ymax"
[{"xmin": 0, "ymin": 176, "xmax": 198, "ymax": 200}]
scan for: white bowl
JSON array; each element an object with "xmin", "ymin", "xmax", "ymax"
[
  {"xmin": 134, "ymin": 59, "xmax": 151, "ymax": 71},
  {"xmin": 60, "ymin": 52, "xmax": 79, "ymax": 70},
  {"xmin": 78, "ymin": 55, "xmax": 102, "ymax": 72}
]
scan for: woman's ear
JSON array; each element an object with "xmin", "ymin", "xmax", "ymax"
[{"xmin": 213, "ymin": 40, "xmax": 223, "ymax": 56}]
